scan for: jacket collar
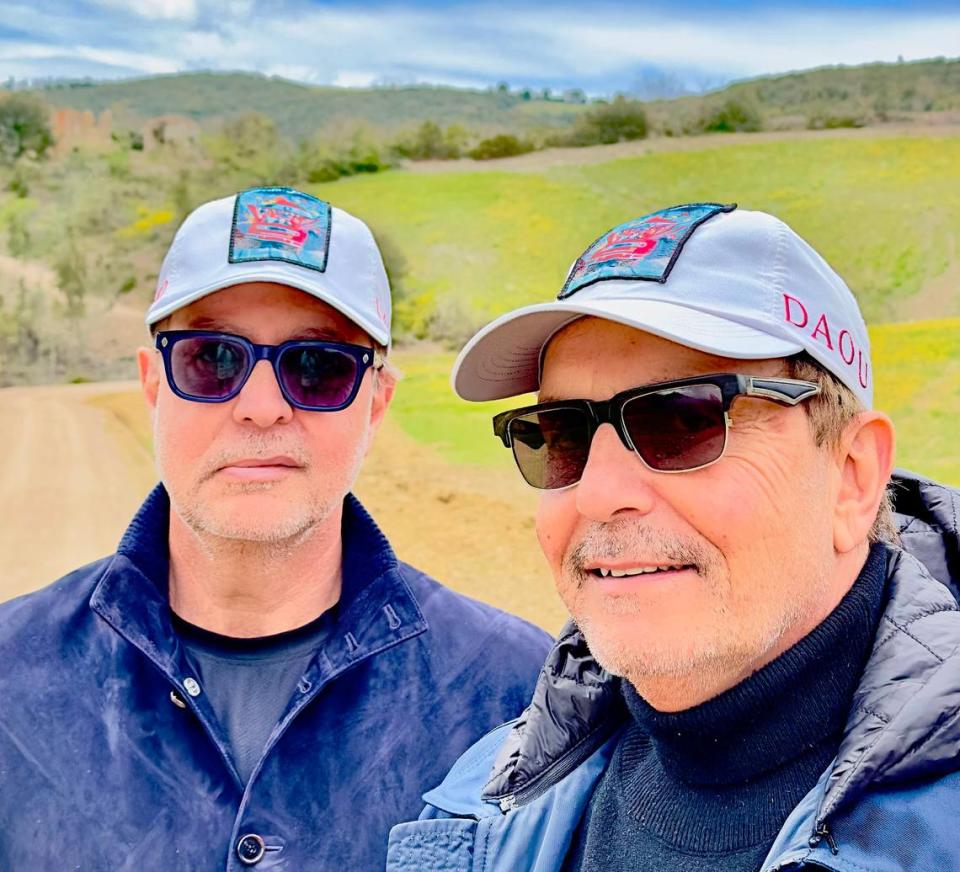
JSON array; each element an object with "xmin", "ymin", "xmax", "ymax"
[
  {"xmin": 483, "ymin": 471, "xmax": 960, "ymax": 826},
  {"xmin": 90, "ymin": 484, "xmax": 428, "ymax": 682}
]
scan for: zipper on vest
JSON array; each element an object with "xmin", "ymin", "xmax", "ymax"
[
  {"xmin": 495, "ymin": 725, "xmax": 616, "ymax": 813},
  {"xmin": 808, "ymin": 821, "xmax": 839, "ymax": 855}
]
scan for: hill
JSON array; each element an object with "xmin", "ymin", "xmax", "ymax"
[
  {"xmin": 2, "ymin": 127, "xmax": 958, "ymax": 388},
  {"xmin": 30, "ymin": 74, "xmax": 589, "ymax": 140},
  {"xmin": 647, "ymin": 57, "xmax": 960, "ymax": 132},
  {"xmin": 313, "ymin": 133, "xmax": 960, "ymax": 335},
  {"xmin": 27, "ymin": 56, "xmax": 960, "ymax": 141}
]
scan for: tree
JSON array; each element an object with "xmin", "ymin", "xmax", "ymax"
[
  {"xmin": 0, "ymin": 95, "xmax": 53, "ymax": 163},
  {"xmin": 391, "ymin": 121, "xmax": 462, "ymax": 160},
  {"xmin": 55, "ymin": 231, "xmax": 88, "ymax": 317},
  {"xmin": 205, "ymin": 112, "xmax": 286, "ymax": 182},
  {"xmin": 700, "ymin": 99, "xmax": 762, "ymax": 133},
  {"xmin": 558, "ymin": 96, "xmax": 648, "ymax": 147},
  {"xmin": 468, "ymin": 134, "xmax": 534, "ymax": 160}
]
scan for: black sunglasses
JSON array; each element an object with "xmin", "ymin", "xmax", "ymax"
[
  {"xmin": 155, "ymin": 330, "xmax": 383, "ymax": 412},
  {"xmin": 493, "ymin": 374, "xmax": 820, "ymax": 490}
]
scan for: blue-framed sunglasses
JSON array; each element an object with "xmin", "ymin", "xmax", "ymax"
[{"xmin": 155, "ymin": 330, "xmax": 384, "ymax": 412}]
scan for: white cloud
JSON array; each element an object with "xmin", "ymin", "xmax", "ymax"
[
  {"xmin": 4, "ymin": 2, "xmax": 959, "ymax": 89},
  {"xmin": 92, "ymin": 0, "xmax": 198, "ymax": 22},
  {"xmin": 332, "ymin": 70, "xmax": 379, "ymax": 88},
  {"xmin": 537, "ymin": 9, "xmax": 960, "ymax": 78},
  {"xmin": 0, "ymin": 41, "xmax": 179, "ymax": 75}
]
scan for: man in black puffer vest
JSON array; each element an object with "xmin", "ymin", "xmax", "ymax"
[{"xmin": 388, "ymin": 204, "xmax": 960, "ymax": 872}]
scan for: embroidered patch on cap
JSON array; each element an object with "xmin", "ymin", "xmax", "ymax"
[
  {"xmin": 558, "ymin": 202, "xmax": 736, "ymax": 299},
  {"xmin": 229, "ymin": 187, "xmax": 332, "ymax": 272}
]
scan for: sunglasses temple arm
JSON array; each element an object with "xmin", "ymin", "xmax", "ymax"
[{"xmin": 745, "ymin": 377, "xmax": 821, "ymax": 405}]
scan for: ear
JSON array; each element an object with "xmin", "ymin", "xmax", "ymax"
[
  {"xmin": 137, "ymin": 344, "xmax": 160, "ymax": 415},
  {"xmin": 832, "ymin": 411, "xmax": 896, "ymax": 554},
  {"xmin": 363, "ymin": 368, "xmax": 396, "ymax": 456}
]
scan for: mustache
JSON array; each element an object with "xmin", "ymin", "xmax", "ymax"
[
  {"xmin": 202, "ymin": 438, "xmax": 311, "ymax": 478},
  {"xmin": 566, "ymin": 521, "xmax": 713, "ymax": 576}
]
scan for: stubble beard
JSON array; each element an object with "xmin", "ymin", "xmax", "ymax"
[
  {"xmin": 559, "ymin": 521, "xmax": 813, "ymax": 701},
  {"xmin": 158, "ymin": 432, "xmax": 366, "ymax": 557}
]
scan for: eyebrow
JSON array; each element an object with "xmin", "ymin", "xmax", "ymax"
[{"xmin": 185, "ymin": 317, "xmax": 343, "ymax": 342}]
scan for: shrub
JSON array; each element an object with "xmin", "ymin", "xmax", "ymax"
[
  {"xmin": 55, "ymin": 232, "xmax": 88, "ymax": 317},
  {"xmin": 6, "ymin": 167, "xmax": 29, "ymax": 197},
  {"xmin": 553, "ymin": 96, "xmax": 648, "ymax": 147},
  {"xmin": 296, "ymin": 130, "xmax": 388, "ymax": 184},
  {"xmin": 700, "ymin": 99, "xmax": 763, "ymax": 133},
  {"xmin": 427, "ymin": 295, "xmax": 485, "ymax": 349},
  {"xmin": 468, "ymin": 134, "xmax": 534, "ymax": 160},
  {"xmin": 806, "ymin": 114, "xmax": 866, "ymax": 130},
  {"xmin": 0, "ymin": 94, "xmax": 53, "ymax": 163},
  {"xmin": 7, "ymin": 212, "xmax": 30, "ymax": 257},
  {"xmin": 391, "ymin": 121, "xmax": 463, "ymax": 160},
  {"xmin": 205, "ymin": 112, "xmax": 288, "ymax": 182}
]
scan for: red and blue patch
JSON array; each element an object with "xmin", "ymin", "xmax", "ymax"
[
  {"xmin": 558, "ymin": 202, "xmax": 736, "ymax": 299},
  {"xmin": 229, "ymin": 187, "xmax": 332, "ymax": 272}
]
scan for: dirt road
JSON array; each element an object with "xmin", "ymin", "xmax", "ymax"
[
  {"xmin": 0, "ymin": 383, "xmax": 565, "ymax": 631},
  {"xmin": 406, "ymin": 123, "xmax": 960, "ymax": 174},
  {"xmin": 0, "ymin": 381, "xmax": 156, "ymax": 600}
]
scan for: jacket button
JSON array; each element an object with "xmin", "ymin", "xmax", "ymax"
[
  {"xmin": 236, "ymin": 833, "xmax": 266, "ymax": 865},
  {"xmin": 183, "ymin": 677, "xmax": 202, "ymax": 697}
]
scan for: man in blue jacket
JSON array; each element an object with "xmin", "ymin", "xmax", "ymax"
[
  {"xmin": 0, "ymin": 186, "xmax": 551, "ymax": 870},
  {"xmin": 388, "ymin": 203, "xmax": 960, "ymax": 871}
]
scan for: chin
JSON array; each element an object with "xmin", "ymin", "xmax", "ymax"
[
  {"xmin": 202, "ymin": 511, "xmax": 315, "ymax": 543},
  {"xmin": 575, "ymin": 607, "xmax": 726, "ymax": 679},
  {"xmin": 186, "ymin": 494, "xmax": 322, "ymax": 543}
]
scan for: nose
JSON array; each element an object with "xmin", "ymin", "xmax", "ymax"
[
  {"xmin": 232, "ymin": 360, "xmax": 294, "ymax": 427},
  {"xmin": 574, "ymin": 423, "xmax": 657, "ymax": 522}
]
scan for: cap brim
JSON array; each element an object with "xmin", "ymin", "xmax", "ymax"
[
  {"xmin": 452, "ymin": 298, "xmax": 803, "ymax": 401},
  {"xmin": 145, "ymin": 270, "xmax": 391, "ymax": 347}
]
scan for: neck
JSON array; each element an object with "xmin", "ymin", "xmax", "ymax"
[
  {"xmin": 634, "ymin": 541, "xmax": 871, "ymax": 712},
  {"xmin": 167, "ymin": 503, "xmax": 344, "ymax": 637},
  {"xmin": 625, "ymin": 543, "xmax": 888, "ymax": 784},
  {"xmin": 600, "ymin": 545, "xmax": 889, "ymax": 853}
]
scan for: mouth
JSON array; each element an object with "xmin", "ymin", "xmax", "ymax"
[
  {"xmin": 216, "ymin": 456, "xmax": 303, "ymax": 481},
  {"xmin": 587, "ymin": 563, "xmax": 696, "ymax": 580},
  {"xmin": 220, "ymin": 456, "xmax": 301, "ymax": 469}
]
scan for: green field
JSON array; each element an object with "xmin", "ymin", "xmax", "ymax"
[
  {"xmin": 4, "ymin": 130, "xmax": 960, "ymax": 459},
  {"xmin": 312, "ymin": 135, "xmax": 960, "ymax": 336},
  {"xmin": 389, "ymin": 316, "xmax": 960, "ymax": 487}
]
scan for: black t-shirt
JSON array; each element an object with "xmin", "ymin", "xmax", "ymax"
[{"xmin": 172, "ymin": 607, "xmax": 336, "ymax": 785}]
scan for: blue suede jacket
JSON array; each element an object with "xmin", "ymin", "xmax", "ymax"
[
  {"xmin": 0, "ymin": 485, "xmax": 552, "ymax": 870},
  {"xmin": 387, "ymin": 471, "xmax": 960, "ymax": 872}
]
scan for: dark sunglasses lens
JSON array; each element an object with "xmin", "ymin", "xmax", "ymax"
[
  {"xmin": 170, "ymin": 336, "xmax": 250, "ymax": 399},
  {"xmin": 622, "ymin": 384, "xmax": 726, "ymax": 471},
  {"xmin": 278, "ymin": 345, "xmax": 361, "ymax": 409},
  {"xmin": 509, "ymin": 408, "xmax": 592, "ymax": 489}
]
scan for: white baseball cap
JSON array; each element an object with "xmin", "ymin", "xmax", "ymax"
[
  {"xmin": 146, "ymin": 186, "xmax": 392, "ymax": 346},
  {"xmin": 452, "ymin": 203, "xmax": 873, "ymax": 407}
]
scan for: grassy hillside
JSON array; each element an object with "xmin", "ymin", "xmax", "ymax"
[
  {"xmin": 311, "ymin": 134, "xmax": 960, "ymax": 334},
  {"xmin": 31, "ymin": 57, "xmax": 960, "ymax": 141},
  {"xmin": 645, "ymin": 57, "xmax": 960, "ymax": 132},
  {"xmin": 33, "ymin": 73, "xmax": 589, "ymax": 139},
  {"xmin": 2, "ymin": 131, "xmax": 958, "ymax": 385},
  {"xmin": 726, "ymin": 57, "xmax": 960, "ymax": 119}
]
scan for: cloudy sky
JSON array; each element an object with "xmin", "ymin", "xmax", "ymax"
[{"xmin": 2, "ymin": 0, "xmax": 959, "ymax": 94}]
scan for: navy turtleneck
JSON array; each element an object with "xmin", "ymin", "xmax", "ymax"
[{"xmin": 565, "ymin": 544, "xmax": 889, "ymax": 872}]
